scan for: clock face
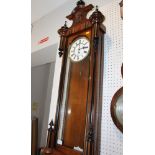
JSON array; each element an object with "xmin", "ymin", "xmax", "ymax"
[{"xmin": 69, "ymin": 37, "xmax": 90, "ymax": 62}]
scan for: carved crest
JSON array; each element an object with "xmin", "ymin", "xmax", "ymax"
[
  {"xmin": 66, "ymin": 0, "xmax": 94, "ymax": 26},
  {"xmin": 58, "ymin": 0, "xmax": 106, "ymax": 57}
]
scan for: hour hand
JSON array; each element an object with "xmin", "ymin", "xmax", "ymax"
[{"xmin": 82, "ymin": 46, "xmax": 88, "ymax": 49}]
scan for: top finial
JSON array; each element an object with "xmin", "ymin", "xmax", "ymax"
[
  {"xmin": 49, "ymin": 119, "xmax": 54, "ymax": 127},
  {"xmin": 77, "ymin": 0, "xmax": 85, "ymax": 6},
  {"xmin": 96, "ymin": 5, "xmax": 98, "ymax": 11},
  {"xmin": 64, "ymin": 21, "xmax": 67, "ymax": 27}
]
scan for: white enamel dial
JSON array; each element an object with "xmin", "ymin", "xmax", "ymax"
[{"xmin": 69, "ymin": 37, "xmax": 90, "ymax": 62}]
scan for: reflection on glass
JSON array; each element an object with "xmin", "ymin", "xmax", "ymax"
[
  {"xmin": 68, "ymin": 109, "xmax": 71, "ymax": 115},
  {"xmin": 57, "ymin": 37, "xmax": 90, "ymax": 147},
  {"xmin": 57, "ymin": 57, "xmax": 71, "ymax": 142},
  {"xmin": 115, "ymin": 94, "xmax": 123, "ymax": 125}
]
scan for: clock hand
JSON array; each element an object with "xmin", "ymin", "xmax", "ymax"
[
  {"xmin": 83, "ymin": 46, "xmax": 88, "ymax": 49},
  {"xmin": 78, "ymin": 46, "xmax": 88, "ymax": 50},
  {"xmin": 78, "ymin": 46, "xmax": 81, "ymax": 53}
]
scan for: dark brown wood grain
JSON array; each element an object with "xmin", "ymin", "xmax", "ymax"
[
  {"xmin": 42, "ymin": 145, "xmax": 82, "ymax": 155},
  {"xmin": 63, "ymin": 37, "xmax": 90, "ymax": 148},
  {"xmin": 66, "ymin": 2, "xmax": 94, "ymax": 27}
]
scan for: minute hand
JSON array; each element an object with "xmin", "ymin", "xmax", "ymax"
[{"xmin": 79, "ymin": 46, "xmax": 88, "ymax": 50}]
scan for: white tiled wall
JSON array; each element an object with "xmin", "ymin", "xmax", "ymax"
[{"xmin": 100, "ymin": 0, "xmax": 123, "ymax": 155}]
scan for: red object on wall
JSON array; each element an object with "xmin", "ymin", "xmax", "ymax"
[{"xmin": 38, "ymin": 37, "xmax": 49, "ymax": 44}]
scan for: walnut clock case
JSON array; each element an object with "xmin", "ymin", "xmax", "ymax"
[{"xmin": 53, "ymin": 1, "xmax": 106, "ymax": 155}]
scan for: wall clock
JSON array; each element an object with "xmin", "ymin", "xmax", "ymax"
[
  {"xmin": 111, "ymin": 63, "xmax": 123, "ymax": 133},
  {"xmin": 111, "ymin": 87, "xmax": 123, "ymax": 133},
  {"xmin": 42, "ymin": 1, "xmax": 106, "ymax": 155}
]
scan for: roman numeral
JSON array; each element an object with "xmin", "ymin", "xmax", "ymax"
[{"xmin": 71, "ymin": 53, "xmax": 75, "ymax": 57}]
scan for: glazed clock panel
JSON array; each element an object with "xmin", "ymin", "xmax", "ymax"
[
  {"xmin": 62, "ymin": 30, "xmax": 92, "ymax": 149},
  {"xmin": 63, "ymin": 56, "xmax": 89, "ymax": 149}
]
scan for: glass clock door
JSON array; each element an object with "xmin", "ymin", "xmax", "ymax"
[{"xmin": 57, "ymin": 34, "xmax": 91, "ymax": 151}]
